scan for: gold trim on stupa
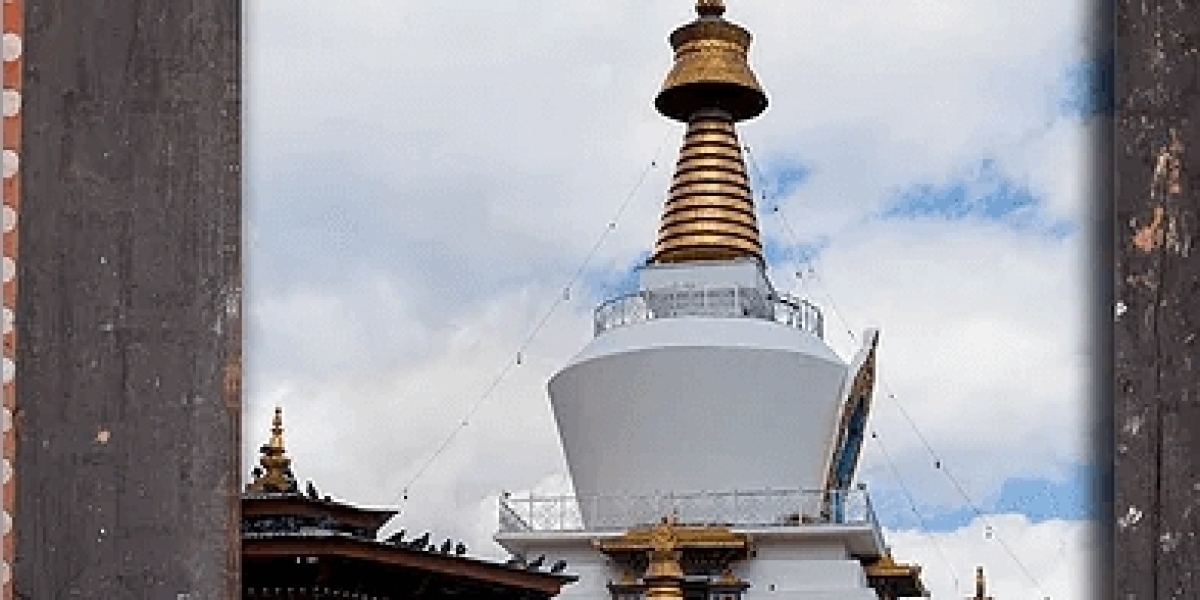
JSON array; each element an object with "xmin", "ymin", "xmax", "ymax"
[
  {"xmin": 246, "ymin": 406, "xmax": 298, "ymax": 493},
  {"xmin": 651, "ymin": 0, "xmax": 768, "ymax": 265},
  {"xmin": 864, "ymin": 552, "xmax": 920, "ymax": 578},
  {"xmin": 595, "ymin": 518, "xmax": 750, "ymax": 553},
  {"xmin": 597, "ymin": 516, "xmax": 751, "ymax": 599},
  {"xmin": 862, "ymin": 552, "xmax": 930, "ymax": 599}
]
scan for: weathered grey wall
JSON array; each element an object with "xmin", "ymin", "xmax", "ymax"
[
  {"xmin": 14, "ymin": 1, "xmax": 241, "ymax": 597},
  {"xmin": 1115, "ymin": 0, "xmax": 1200, "ymax": 597}
]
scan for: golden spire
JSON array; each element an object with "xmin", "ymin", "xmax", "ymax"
[
  {"xmin": 246, "ymin": 406, "xmax": 298, "ymax": 493},
  {"xmin": 971, "ymin": 566, "xmax": 993, "ymax": 599},
  {"xmin": 651, "ymin": 0, "xmax": 768, "ymax": 265}
]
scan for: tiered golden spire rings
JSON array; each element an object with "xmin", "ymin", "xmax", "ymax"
[
  {"xmin": 246, "ymin": 406, "xmax": 297, "ymax": 493},
  {"xmin": 651, "ymin": 1, "xmax": 768, "ymax": 264},
  {"xmin": 653, "ymin": 110, "xmax": 760, "ymax": 263}
]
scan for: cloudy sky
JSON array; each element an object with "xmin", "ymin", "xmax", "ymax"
[{"xmin": 245, "ymin": 1, "xmax": 1100, "ymax": 597}]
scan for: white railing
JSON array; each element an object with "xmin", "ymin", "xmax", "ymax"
[
  {"xmin": 593, "ymin": 288, "xmax": 824, "ymax": 339},
  {"xmin": 498, "ymin": 488, "xmax": 875, "ymax": 534}
]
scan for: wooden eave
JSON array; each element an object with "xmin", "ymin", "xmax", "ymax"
[
  {"xmin": 242, "ymin": 493, "xmax": 398, "ymax": 535},
  {"xmin": 863, "ymin": 556, "xmax": 929, "ymax": 598},
  {"xmin": 243, "ymin": 535, "xmax": 577, "ymax": 595}
]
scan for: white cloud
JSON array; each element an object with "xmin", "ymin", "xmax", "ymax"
[
  {"xmin": 249, "ymin": 0, "xmax": 1092, "ymax": 261},
  {"xmin": 803, "ymin": 216, "xmax": 1090, "ymax": 505},
  {"xmin": 996, "ymin": 113, "xmax": 1101, "ymax": 226},
  {"xmin": 887, "ymin": 515, "xmax": 1096, "ymax": 599}
]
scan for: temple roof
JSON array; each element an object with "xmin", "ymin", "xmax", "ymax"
[
  {"xmin": 241, "ymin": 407, "xmax": 576, "ymax": 598},
  {"xmin": 863, "ymin": 552, "xmax": 930, "ymax": 598}
]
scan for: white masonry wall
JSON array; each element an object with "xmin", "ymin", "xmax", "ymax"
[
  {"xmin": 496, "ymin": 529, "xmax": 886, "ymax": 600},
  {"xmin": 549, "ymin": 316, "xmax": 848, "ymax": 525},
  {"xmin": 735, "ymin": 535, "xmax": 880, "ymax": 599}
]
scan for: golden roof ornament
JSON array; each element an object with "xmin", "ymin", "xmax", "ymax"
[
  {"xmin": 648, "ymin": 514, "xmax": 681, "ymax": 553},
  {"xmin": 595, "ymin": 517, "xmax": 750, "ymax": 599},
  {"xmin": 246, "ymin": 406, "xmax": 298, "ymax": 493},
  {"xmin": 643, "ymin": 516, "xmax": 685, "ymax": 599},
  {"xmin": 651, "ymin": 0, "xmax": 768, "ymax": 264},
  {"xmin": 971, "ymin": 566, "xmax": 994, "ymax": 599}
]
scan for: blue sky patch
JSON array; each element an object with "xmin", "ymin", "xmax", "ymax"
[
  {"xmin": 880, "ymin": 159, "xmax": 1075, "ymax": 239},
  {"xmin": 580, "ymin": 251, "xmax": 650, "ymax": 303},
  {"xmin": 763, "ymin": 236, "xmax": 829, "ymax": 270},
  {"xmin": 992, "ymin": 464, "xmax": 1095, "ymax": 522},
  {"xmin": 871, "ymin": 462, "xmax": 1096, "ymax": 532},
  {"xmin": 745, "ymin": 153, "xmax": 812, "ymax": 206},
  {"xmin": 766, "ymin": 160, "xmax": 812, "ymax": 200},
  {"xmin": 1059, "ymin": 57, "xmax": 1112, "ymax": 118}
]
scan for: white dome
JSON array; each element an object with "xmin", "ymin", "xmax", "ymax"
[{"xmin": 549, "ymin": 316, "xmax": 849, "ymax": 524}]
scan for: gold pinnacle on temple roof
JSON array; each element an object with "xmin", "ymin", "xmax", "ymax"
[
  {"xmin": 971, "ymin": 566, "xmax": 993, "ymax": 599},
  {"xmin": 246, "ymin": 406, "xmax": 297, "ymax": 493},
  {"xmin": 651, "ymin": 0, "xmax": 768, "ymax": 265}
]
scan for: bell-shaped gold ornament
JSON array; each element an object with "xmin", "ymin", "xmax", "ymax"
[{"xmin": 654, "ymin": 4, "xmax": 768, "ymax": 123}]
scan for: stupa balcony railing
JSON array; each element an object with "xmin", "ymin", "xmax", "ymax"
[
  {"xmin": 498, "ymin": 488, "xmax": 875, "ymax": 534},
  {"xmin": 594, "ymin": 288, "xmax": 824, "ymax": 338}
]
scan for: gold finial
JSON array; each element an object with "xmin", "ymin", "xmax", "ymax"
[
  {"xmin": 657, "ymin": 2, "xmax": 765, "ymax": 124},
  {"xmin": 268, "ymin": 406, "xmax": 285, "ymax": 449},
  {"xmin": 972, "ymin": 566, "xmax": 993, "ymax": 599},
  {"xmin": 246, "ymin": 406, "xmax": 298, "ymax": 493},
  {"xmin": 696, "ymin": 0, "xmax": 725, "ymax": 17},
  {"xmin": 650, "ymin": 1, "xmax": 767, "ymax": 265}
]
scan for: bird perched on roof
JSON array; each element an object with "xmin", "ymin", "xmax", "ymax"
[
  {"xmin": 550, "ymin": 560, "xmax": 568, "ymax": 574},
  {"xmin": 283, "ymin": 468, "xmax": 298, "ymax": 489},
  {"xmin": 440, "ymin": 539, "xmax": 453, "ymax": 554},
  {"xmin": 527, "ymin": 555, "xmax": 546, "ymax": 570},
  {"xmin": 454, "ymin": 541, "xmax": 467, "ymax": 556},
  {"xmin": 385, "ymin": 529, "xmax": 406, "ymax": 544},
  {"xmin": 305, "ymin": 480, "xmax": 319, "ymax": 500},
  {"xmin": 410, "ymin": 532, "xmax": 431, "ymax": 549}
]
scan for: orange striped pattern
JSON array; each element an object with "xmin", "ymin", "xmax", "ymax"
[
  {"xmin": 2, "ymin": 0, "xmax": 19, "ymax": 596},
  {"xmin": 652, "ymin": 109, "xmax": 761, "ymax": 265}
]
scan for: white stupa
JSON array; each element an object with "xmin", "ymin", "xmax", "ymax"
[{"xmin": 497, "ymin": 2, "xmax": 928, "ymax": 598}]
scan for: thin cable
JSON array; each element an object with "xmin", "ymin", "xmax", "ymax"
[
  {"xmin": 779, "ymin": 209, "xmax": 1052, "ymax": 597},
  {"xmin": 869, "ymin": 431, "xmax": 963, "ymax": 594},
  {"xmin": 941, "ymin": 466, "xmax": 1051, "ymax": 597},
  {"xmin": 800, "ymin": 239, "xmax": 1053, "ymax": 599},
  {"xmin": 743, "ymin": 141, "xmax": 1051, "ymax": 597},
  {"xmin": 564, "ymin": 126, "xmax": 677, "ymax": 302},
  {"xmin": 393, "ymin": 126, "xmax": 677, "ymax": 504},
  {"xmin": 773, "ymin": 197, "xmax": 1066, "ymax": 595}
]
